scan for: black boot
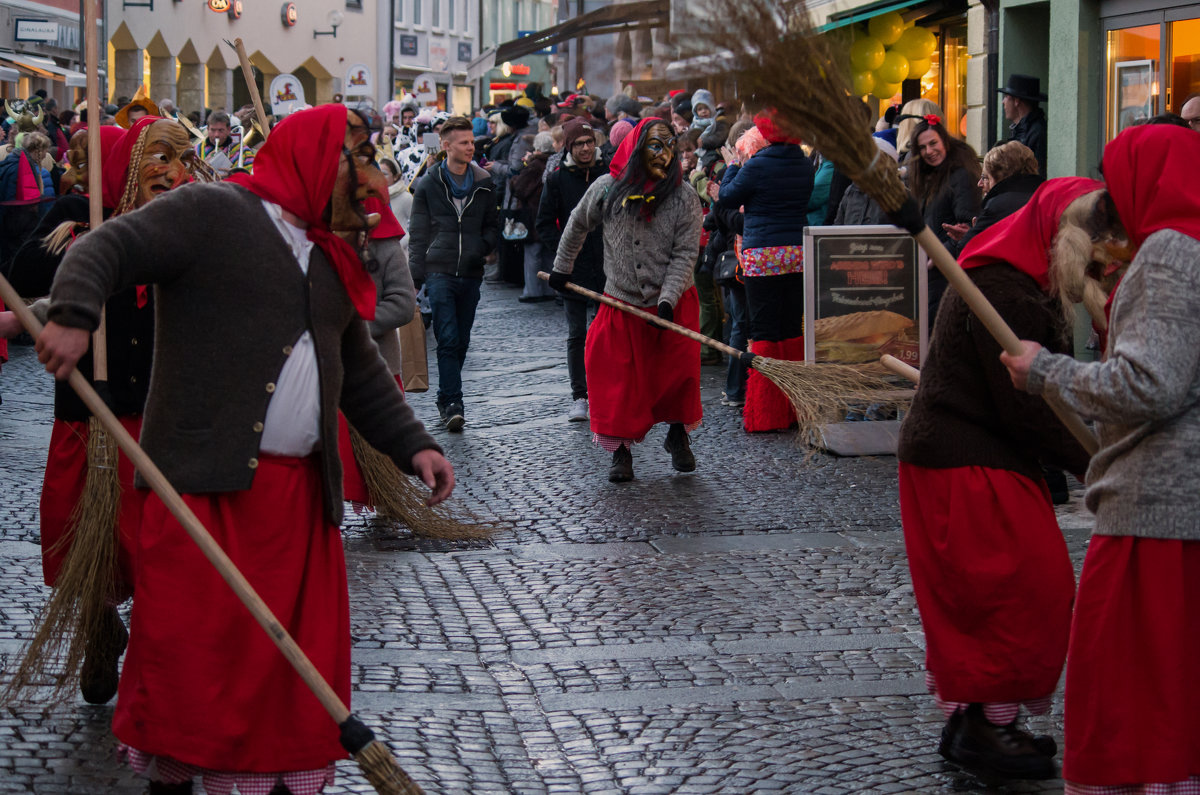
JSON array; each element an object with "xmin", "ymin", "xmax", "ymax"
[
  {"xmin": 949, "ymin": 703, "xmax": 1056, "ymax": 780},
  {"xmin": 663, "ymin": 423, "xmax": 696, "ymax": 472},
  {"xmin": 80, "ymin": 605, "xmax": 128, "ymax": 705},
  {"xmin": 147, "ymin": 781, "xmax": 194, "ymax": 794},
  {"xmin": 609, "ymin": 444, "xmax": 634, "ymax": 482}
]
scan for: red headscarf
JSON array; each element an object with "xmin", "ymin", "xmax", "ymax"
[
  {"xmin": 365, "ymin": 195, "xmax": 404, "ymax": 240},
  {"xmin": 228, "ymin": 104, "xmax": 377, "ymax": 320},
  {"xmin": 100, "ymin": 116, "xmax": 156, "ymax": 211},
  {"xmin": 1101, "ymin": 124, "xmax": 1200, "ymax": 248},
  {"xmin": 958, "ymin": 177, "xmax": 1104, "ymax": 291},
  {"xmin": 608, "ymin": 118, "xmax": 658, "ymax": 181}
]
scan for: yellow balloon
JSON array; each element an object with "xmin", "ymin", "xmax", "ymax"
[
  {"xmin": 850, "ymin": 37, "xmax": 886, "ymax": 73},
  {"xmin": 896, "ymin": 26, "xmax": 937, "ymax": 60},
  {"xmin": 873, "ymin": 81, "xmax": 902, "ymax": 100},
  {"xmin": 907, "ymin": 57, "xmax": 931, "ymax": 79},
  {"xmin": 875, "ymin": 50, "xmax": 910, "ymax": 84},
  {"xmin": 852, "ymin": 71, "xmax": 876, "ymax": 96},
  {"xmin": 868, "ymin": 11, "xmax": 905, "ymax": 46}
]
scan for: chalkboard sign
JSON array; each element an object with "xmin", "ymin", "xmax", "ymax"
[{"xmin": 803, "ymin": 225, "xmax": 928, "ymax": 369}]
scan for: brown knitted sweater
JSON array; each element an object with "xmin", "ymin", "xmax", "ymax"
[{"xmin": 898, "ymin": 263, "xmax": 1090, "ymax": 482}]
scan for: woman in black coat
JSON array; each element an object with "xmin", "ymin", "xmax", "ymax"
[{"xmin": 949, "ymin": 141, "xmax": 1043, "ymax": 256}]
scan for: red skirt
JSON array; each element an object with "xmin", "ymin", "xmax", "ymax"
[
  {"xmin": 112, "ymin": 455, "xmax": 350, "ymax": 773},
  {"xmin": 584, "ymin": 287, "xmax": 703, "ymax": 443},
  {"xmin": 1063, "ymin": 535, "xmax": 1200, "ymax": 787},
  {"xmin": 337, "ymin": 374, "xmax": 404, "ymax": 508},
  {"xmin": 898, "ymin": 463, "xmax": 1074, "ymax": 705},
  {"xmin": 40, "ymin": 416, "xmax": 145, "ymax": 601}
]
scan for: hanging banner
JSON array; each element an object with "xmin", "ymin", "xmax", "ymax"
[
  {"xmin": 411, "ymin": 72, "xmax": 438, "ymax": 105},
  {"xmin": 269, "ymin": 74, "xmax": 307, "ymax": 117},
  {"xmin": 344, "ymin": 63, "xmax": 372, "ymax": 96}
]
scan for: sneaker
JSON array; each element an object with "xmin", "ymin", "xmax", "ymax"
[
  {"xmin": 663, "ymin": 423, "xmax": 696, "ymax": 472},
  {"xmin": 568, "ymin": 398, "xmax": 589, "ymax": 422},
  {"xmin": 439, "ymin": 403, "xmax": 465, "ymax": 432},
  {"xmin": 720, "ymin": 393, "xmax": 745, "ymax": 407},
  {"xmin": 609, "ymin": 444, "xmax": 634, "ymax": 482},
  {"xmin": 949, "ymin": 703, "xmax": 1057, "ymax": 780}
]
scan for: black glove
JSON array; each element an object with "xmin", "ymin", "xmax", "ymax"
[
  {"xmin": 885, "ymin": 196, "xmax": 927, "ymax": 236},
  {"xmin": 657, "ymin": 302, "xmax": 673, "ymax": 323},
  {"xmin": 548, "ymin": 270, "xmax": 571, "ymax": 292}
]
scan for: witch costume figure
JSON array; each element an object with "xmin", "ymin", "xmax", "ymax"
[{"xmin": 549, "ymin": 118, "xmax": 703, "ymax": 483}]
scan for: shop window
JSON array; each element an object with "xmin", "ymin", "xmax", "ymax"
[
  {"xmin": 413, "ymin": 0, "xmax": 422, "ymax": 26},
  {"xmin": 395, "ymin": 0, "xmax": 402, "ymax": 22},
  {"xmin": 449, "ymin": 0, "xmax": 455, "ymax": 30},
  {"xmin": 1107, "ymin": 24, "xmax": 1159, "ymax": 138},
  {"xmin": 1170, "ymin": 18, "xmax": 1200, "ymax": 112}
]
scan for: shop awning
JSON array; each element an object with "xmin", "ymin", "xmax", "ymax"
[
  {"xmin": 816, "ymin": 0, "xmax": 927, "ymax": 32},
  {"xmin": 0, "ymin": 53, "xmax": 92, "ymax": 87},
  {"xmin": 663, "ymin": 50, "xmax": 736, "ymax": 81},
  {"xmin": 468, "ymin": 0, "xmax": 668, "ymax": 82}
]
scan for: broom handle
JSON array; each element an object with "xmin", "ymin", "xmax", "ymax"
[
  {"xmin": 0, "ymin": 273, "xmax": 351, "ymax": 727},
  {"xmin": 232, "ymin": 38, "xmax": 270, "ymax": 141},
  {"xmin": 85, "ymin": 0, "xmax": 106, "ymax": 383},
  {"xmin": 880, "ymin": 354, "xmax": 919, "ymax": 384},
  {"xmin": 538, "ymin": 272, "xmax": 748, "ymax": 360},
  {"xmin": 913, "ymin": 227, "xmax": 1098, "ymax": 455}
]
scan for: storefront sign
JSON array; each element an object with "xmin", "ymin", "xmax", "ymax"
[
  {"xmin": 411, "ymin": 72, "xmax": 438, "ymax": 105},
  {"xmin": 803, "ymin": 226, "xmax": 928, "ymax": 368},
  {"xmin": 457, "ymin": 42, "xmax": 472, "ymax": 63},
  {"xmin": 344, "ymin": 63, "xmax": 372, "ymax": 96},
  {"xmin": 207, "ymin": 0, "xmax": 231, "ymax": 12},
  {"xmin": 281, "ymin": 2, "xmax": 298, "ymax": 26},
  {"xmin": 398, "ymin": 34, "xmax": 420, "ymax": 58},
  {"xmin": 14, "ymin": 19, "xmax": 59, "ymax": 42},
  {"xmin": 227, "ymin": 0, "xmax": 243, "ymax": 19},
  {"xmin": 269, "ymin": 73, "xmax": 307, "ymax": 116}
]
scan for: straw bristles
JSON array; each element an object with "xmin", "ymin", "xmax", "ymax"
[
  {"xmin": 347, "ymin": 425, "xmax": 495, "ymax": 540},
  {"xmin": 751, "ymin": 355, "xmax": 910, "ymax": 445},
  {"xmin": 353, "ymin": 740, "xmax": 426, "ymax": 795},
  {"xmin": 3, "ymin": 419, "xmax": 122, "ymax": 705},
  {"xmin": 704, "ymin": 0, "xmax": 910, "ymax": 212}
]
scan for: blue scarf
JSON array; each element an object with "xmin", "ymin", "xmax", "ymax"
[{"xmin": 441, "ymin": 160, "xmax": 474, "ymax": 199}]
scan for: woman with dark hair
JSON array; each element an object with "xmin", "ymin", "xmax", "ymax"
[
  {"xmin": 906, "ymin": 115, "xmax": 981, "ymax": 316},
  {"xmin": 549, "ymin": 119, "xmax": 703, "ymax": 483}
]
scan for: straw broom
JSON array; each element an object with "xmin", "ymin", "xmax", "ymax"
[
  {"xmin": 706, "ymin": 0, "xmax": 1098, "ymax": 455},
  {"xmin": 538, "ymin": 273, "xmax": 910, "ymax": 438},
  {"xmin": 0, "ymin": 275, "xmax": 425, "ymax": 794},
  {"xmin": 347, "ymin": 423, "xmax": 494, "ymax": 540}
]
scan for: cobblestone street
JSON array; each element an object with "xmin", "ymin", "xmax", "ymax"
[{"xmin": 0, "ymin": 282, "xmax": 1091, "ymax": 794}]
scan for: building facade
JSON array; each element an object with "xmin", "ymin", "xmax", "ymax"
[
  {"xmin": 0, "ymin": 0, "xmax": 97, "ymax": 107},
  {"xmin": 392, "ymin": 0, "xmax": 482, "ymax": 112}
]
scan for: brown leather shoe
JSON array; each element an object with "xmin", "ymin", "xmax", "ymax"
[
  {"xmin": 663, "ymin": 423, "xmax": 696, "ymax": 472},
  {"xmin": 80, "ymin": 606, "xmax": 128, "ymax": 705},
  {"xmin": 950, "ymin": 703, "xmax": 1056, "ymax": 780},
  {"xmin": 609, "ymin": 444, "xmax": 634, "ymax": 482}
]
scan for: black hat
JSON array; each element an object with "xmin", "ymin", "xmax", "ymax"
[
  {"xmin": 500, "ymin": 104, "xmax": 530, "ymax": 129},
  {"xmin": 998, "ymin": 74, "xmax": 1046, "ymax": 103}
]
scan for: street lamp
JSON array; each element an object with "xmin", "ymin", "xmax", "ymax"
[{"xmin": 313, "ymin": 9, "xmax": 344, "ymax": 38}]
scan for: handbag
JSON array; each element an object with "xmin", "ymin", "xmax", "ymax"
[
  {"xmin": 398, "ymin": 315, "xmax": 429, "ymax": 393},
  {"xmin": 714, "ymin": 250, "xmax": 740, "ymax": 287}
]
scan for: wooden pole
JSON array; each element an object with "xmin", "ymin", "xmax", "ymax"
[
  {"xmin": 914, "ymin": 227, "xmax": 1098, "ymax": 455},
  {"xmin": 83, "ymin": 0, "xmax": 106, "ymax": 380},
  {"xmin": 232, "ymin": 39, "xmax": 270, "ymax": 141},
  {"xmin": 880, "ymin": 354, "xmax": 920, "ymax": 384}
]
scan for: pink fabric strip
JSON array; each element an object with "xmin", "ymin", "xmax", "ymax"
[{"xmin": 120, "ymin": 745, "xmax": 336, "ymax": 795}]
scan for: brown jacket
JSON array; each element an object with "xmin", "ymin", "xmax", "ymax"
[{"xmin": 48, "ymin": 182, "xmax": 441, "ymax": 524}]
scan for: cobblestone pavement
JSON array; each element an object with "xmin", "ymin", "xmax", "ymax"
[{"xmin": 0, "ymin": 282, "xmax": 1091, "ymax": 793}]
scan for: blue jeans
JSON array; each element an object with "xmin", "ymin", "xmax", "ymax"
[
  {"xmin": 723, "ymin": 282, "xmax": 749, "ymax": 401},
  {"xmin": 425, "ymin": 274, "xmax": 482, "ymax": 408}
]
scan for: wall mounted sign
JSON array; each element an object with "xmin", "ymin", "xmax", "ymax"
[
  {"xmin": 398, "ymin": 34, "xmax": 419, "ymax": 58},
  {"xmin": 281, "ymin": 2, "xmax": 298, "ymax": 26},
  {"xmin": 14, "ymin": 19, "xmax": 58, "ymax": 42},
  {"xmin": 269, "ymin": 73, "xmax": 307, "ymax": 116},
  {"xmin": 344, "ymin": 63, "xmax": 372, "ymax": 96},
  {"xmin": 207, "ymin": 0, "xmax": 231, "ymax": 12},
  {"xmin": 227, "ymin": 0, "xmax": 243, "ymax": 19}
]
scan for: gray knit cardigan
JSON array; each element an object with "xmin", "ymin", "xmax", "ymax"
[
  {"xmin": 552, "ymin": 174, "xmax": 702, "ymax": 308},
  {"xmin": 1028, "ymin": 229, "xmax": 1200, "ymax": 539}
]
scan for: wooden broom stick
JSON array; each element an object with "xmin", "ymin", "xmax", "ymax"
[
  {"xmin": 84, "ymin": 0, "xmax": 105, "ymax": 380},
  {"xmin": 881, "ymin": 354, "xmax": 920, "ymax": 384},
  {"xmin": 230, "ymin": 38, "xmax": 270, "ymax": 141},
  {"xmin": 0, "ymin": 277, "xmax": 423, "ymax": 795}
]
